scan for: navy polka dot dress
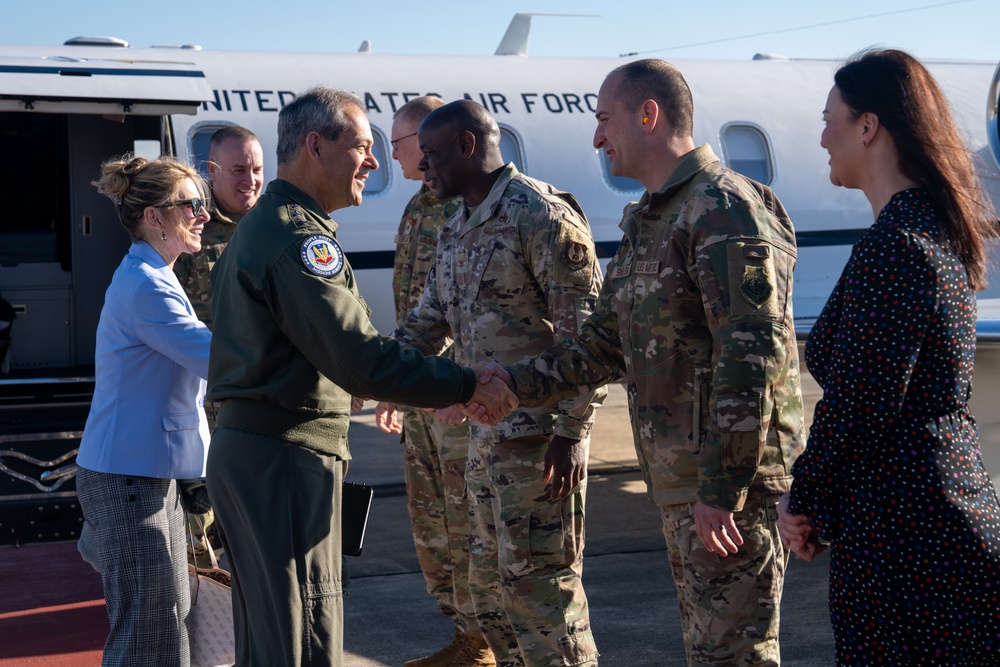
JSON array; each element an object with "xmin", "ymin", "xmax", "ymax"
[{"xmin": 788, "ymin": 188, "xmax": 1000, "ymax": 665}]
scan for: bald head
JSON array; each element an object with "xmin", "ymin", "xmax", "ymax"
[
  {"xmin": 417, "ymin": 100, "xmax": 506, "ymax": 205},
  {"xmin": 421, "ymin": 100, "xmax": 502, "ymax": 161}
]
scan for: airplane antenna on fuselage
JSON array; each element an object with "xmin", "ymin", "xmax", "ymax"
[
  {"xmin": 358, "ymin": 40, "xmax": 371, "ymax": 54},
  {"xmin": 494, "ymin": 13, "xmax": 598, "ymax": 57}
]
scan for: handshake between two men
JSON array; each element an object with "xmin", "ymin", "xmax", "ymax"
[
  {"xmin": 371, "ymin": 361, "xmax": 586, "ymax": 503},
  {"xmin": 370, "ymin": 361, "xmax": 518, "ymax": 431}
]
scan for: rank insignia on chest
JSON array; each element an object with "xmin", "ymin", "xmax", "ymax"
[
  {"xmin": 563, "ymin": 242, "xmax": 590, "ymax": 271},
  {"xmin": 740, "ymin": 265, "xmax": 772, "ymax": 308},
  {"xmin": 300, "ymin": 234, "xmax": 345, "ymax": 277},
  {"xmin": 289, "ymin": 203, "xmax": 309, "ymax": 228}
]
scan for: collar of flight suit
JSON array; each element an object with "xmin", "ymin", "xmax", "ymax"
[
  {"xmin": 264, "ymin": 179, "xmax": 339, "ymax": 234},
  {"xmin": 618, "ymin": 144, "xmax": 720, "ymax": 246}
]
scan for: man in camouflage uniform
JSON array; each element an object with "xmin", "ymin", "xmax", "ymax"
[
  {"xmin": 376, "ymin": 96, "xmax": 492, "ymax": 667},
  {"xmin": 481, "ymin": 60, "xmax": 805, "ymax": 666},
  {"xmin": 174, "ymin": 125, "xmax": 264, "ymax": 329},
  {"xmin": 393, "ymin": 100, "xmax": 605, "ymax": 667},
  {"xmin": 174, "ymin": 126, "xmax": 264, "ymax": 568}
]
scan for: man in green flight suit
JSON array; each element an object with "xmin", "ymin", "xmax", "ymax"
[{"xmin": 206, "ymin": 87, "xmax": 517, "ymax": 667}]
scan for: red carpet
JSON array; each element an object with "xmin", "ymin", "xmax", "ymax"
[{"xmin": 0, "ymin": 542, "xmax": 107, "ymax": 666}]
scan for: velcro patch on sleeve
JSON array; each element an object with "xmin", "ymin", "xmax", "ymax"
[
  {"xmin": 727, "ymin": 242, "xmax": 779, "ymax": 319},
  {"xmin": 555, "ymin": 226, "xmax": 595, "ymax": 286},
  {"xmin": 300, "ymin": 235, "xmax": 345, "ymax": 277}
]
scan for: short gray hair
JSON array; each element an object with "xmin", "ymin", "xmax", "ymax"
[
  {"xmin": 276, "ymin": 87, "xmax": 365, "ymax": 165},
  {"xmin": 394, "ymin": 95, "xmax": 446, "ymax": 124}
]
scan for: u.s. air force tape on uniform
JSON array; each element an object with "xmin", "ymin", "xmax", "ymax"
[{"xmin": 301, "ymin": 235, "xmax": 345, "ymax": 278}]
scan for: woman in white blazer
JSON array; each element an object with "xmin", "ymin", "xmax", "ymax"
[{"xmin": 77, "ymin": 154, "xmax": 212, "ymax": 667}]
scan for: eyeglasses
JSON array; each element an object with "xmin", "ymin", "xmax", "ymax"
[
  {"xmin": 156, "ymin": 198, "xmax": 208, "ymax": 216},
  {"xmin": 390, "ymin": 131, "xmax": 418, "ymax": 151}
]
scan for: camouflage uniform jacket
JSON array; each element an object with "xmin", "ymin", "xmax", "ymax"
[
  {"xmin": 173, "ymin": 194, "xmax": 242, "ymax": 330},
  {"xmin": 394, "ymin": 164, "xmax": 606, "ymax": 443},
  {"xmin": 392, "ymin": 184, "xmax": 461, "ymax": 325},
  {"xmin": 207, "ymin": 179, "xmax": 477, "ymax": 459},
  {"xmin": 507, "ymin": 146, "xmax": 805, "ymax": 510}
]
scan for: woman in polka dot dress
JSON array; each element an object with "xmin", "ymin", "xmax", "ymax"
[{"xmin": 777, "ymin": 49, "xmax": 1000, "ymax": 665}]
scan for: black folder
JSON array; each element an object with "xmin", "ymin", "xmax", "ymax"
[{"xmin": 342, "ymin": 481, "xmax": 374, "ymax": 557}]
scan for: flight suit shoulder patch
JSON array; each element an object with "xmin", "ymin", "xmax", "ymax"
[{"xmin": 300, "ymin": 234, "xmax": 345, "ymax": 277}]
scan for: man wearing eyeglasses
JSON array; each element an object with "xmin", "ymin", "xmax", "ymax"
[
  {"xmin": 378, "ymin": 96, "xmax": 494, "ymax": 667},
  {"xmin": 174, "ymin": 125, "xmax": 264, "ymax": 330}
]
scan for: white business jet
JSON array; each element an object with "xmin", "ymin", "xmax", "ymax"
[{"xmin": 1, "ymin": 15, "xmax": 1000, "ymax": 515}]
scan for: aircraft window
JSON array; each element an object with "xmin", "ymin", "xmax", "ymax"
[
  {"xmin": 187, "ymin": 122, "xmax": 232, "ymax": 175},
  {"xmin": 597, "ymin": 150, "xmax": 644, "ymax": 195},
  {"xmin": 133, "ymin": 140, "xmax": 162, "ymax": 160},
  {"xmin": 366, "ymin": 125, "xmax": 389, "ymax": 196},
  {"xmin": 720, "ymin": 123, "xmax": 774, "ymax": 185},
  {"xmin": 498, "ymin": 125, "xmax": 525, "ymax": 173}
]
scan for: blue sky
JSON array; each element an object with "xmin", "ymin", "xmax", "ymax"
[{"xmin": 3, "ymin": 0, "xmax": 997, "ymax": 62}]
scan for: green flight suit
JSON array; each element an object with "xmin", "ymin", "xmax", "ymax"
[{"xmin": 206, "ymin": 179, "xmax": 477, "ymax": 667}]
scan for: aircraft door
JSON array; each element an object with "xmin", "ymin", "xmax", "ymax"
[{"xmin": 68, "ymin": 115, "xmax": 160, "ymax": 368}]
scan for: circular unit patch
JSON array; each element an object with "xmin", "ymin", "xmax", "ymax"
[{"xmin": 300, "ymin": 234, "xmax": 345, "ymax": 277}]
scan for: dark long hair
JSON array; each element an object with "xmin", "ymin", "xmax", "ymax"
[{"xmin": 836, "ymin": 49, "xmax": 996, "ymax": 290}]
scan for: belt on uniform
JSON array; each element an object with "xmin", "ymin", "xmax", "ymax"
[{"xmin": 216, "ymin": 398, "xmax": 350, "ymax": 454}]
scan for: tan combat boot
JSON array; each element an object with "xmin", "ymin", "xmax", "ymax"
[
  {"xmin": 447, "ymin": 636, "xmax": 496, "ymax": 667},
  {"xmin": 404, "ymin": 628, "xmax": 465, "ymax": 667}
]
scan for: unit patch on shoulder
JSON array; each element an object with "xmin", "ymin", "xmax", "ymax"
[
  {"xmin": 289, "ymin": 203, "xmax": 309, "ymax": 229},
  {"xmin": 562, "ymin": 241, "xmax": 590, "ymax": 271},
  {"xmin": 300, "ymin": 235, "xmax": 345, "ymax": 277},
  {"xmin": 739, "ymin": 265, "xmax": 772, "ymax": 308}
]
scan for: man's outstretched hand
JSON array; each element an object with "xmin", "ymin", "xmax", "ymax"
[
  {"xmin": 461, "ymin": 374, "xmax": 518, "ymax": 425},
  {"xmin": 374, "ymin": 401, "xmax": 402, "ymax": 434},
  {"xmin": 475, "ymin": 361, "xmax": 514, "ymax": 390}
]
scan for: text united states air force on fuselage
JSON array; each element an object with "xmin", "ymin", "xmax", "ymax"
[{"xmin": 202, "ymin": 90, "xmax": 599, "ymax": 115}]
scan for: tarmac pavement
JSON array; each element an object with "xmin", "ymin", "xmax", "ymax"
[{"xmin": 341, "ymin": 380, "xmax": 835, "ymax": 666}]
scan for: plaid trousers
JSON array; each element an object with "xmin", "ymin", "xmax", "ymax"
[{"xmin": 77, "ymin": 467, "xmax": 191, "ymax": 667}]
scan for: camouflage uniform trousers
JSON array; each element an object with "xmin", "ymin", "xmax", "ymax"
[
  {"xmin": 187, "ymin": 403, "xmax": 224, "ymax": 570},
  {"xmin": 467, "ymin": 433, "xmax": 598, "ymax": 667},
  {"xmin": 402, "ymin": 407, "xmax": 481, "ymax": 638},
  {"xmin": 661, "ymin": 492, "xmax": 787, "ymax": 666}
]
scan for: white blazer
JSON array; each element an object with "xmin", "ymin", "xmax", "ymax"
[{"xmin": 77, "ymin": 241, "xmax": 212, "ymax": 479}]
